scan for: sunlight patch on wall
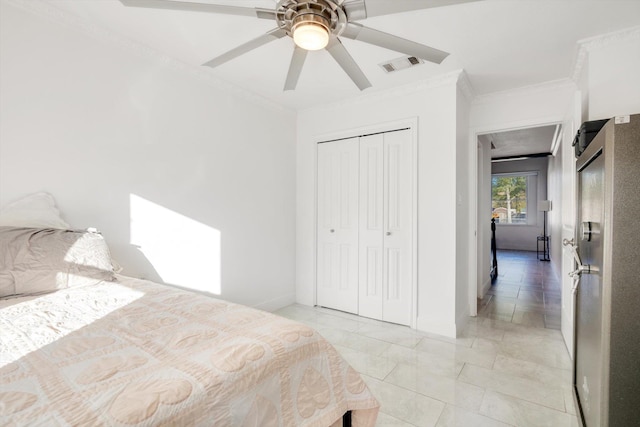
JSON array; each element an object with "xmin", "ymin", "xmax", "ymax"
[{"xmin": 129, "ymin": 194, "xmax": 221, "ymax": 295}]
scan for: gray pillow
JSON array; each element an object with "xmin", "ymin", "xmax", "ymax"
[{"xmin": 0, "ymin": 227, "xmax": 116, "ymax": 298}]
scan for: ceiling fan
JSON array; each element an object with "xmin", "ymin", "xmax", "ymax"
[{"xmin": 120, "ymin": 0, "xmax": 477, "ymax": 91}]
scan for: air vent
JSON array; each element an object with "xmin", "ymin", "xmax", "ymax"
[{"xmin": 379, "ymin": 55, "xmax": 425, "ymax": 73}]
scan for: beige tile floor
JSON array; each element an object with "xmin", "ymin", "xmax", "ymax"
[
  {"xmin": 479, "ymin": 250, "xmax": 562, "ymax": 329},
  {"xmin": 275, "ymin": 251, "xmax": 577, "ymax": 426}
]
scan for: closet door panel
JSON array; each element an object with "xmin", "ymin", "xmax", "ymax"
[
  {"xmin": 358, "ymin": 134, "xmax": 384, "ymax": 319},
  {"xmin": 383, "ymin": 130, "xmax": 412, "ymax": 325},
  {"xmin": 316, "ymin": 139, "xmax": 359, "ymax": 314}
]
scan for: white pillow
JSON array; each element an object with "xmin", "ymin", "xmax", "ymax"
[{"xmin": 0, "ymin": 192, "xmax": 70, "ymax": 229}]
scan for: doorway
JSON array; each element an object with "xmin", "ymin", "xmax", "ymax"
[{"xmin": 475, "ymin": 124, "xmax": 562, "ymax": 329}]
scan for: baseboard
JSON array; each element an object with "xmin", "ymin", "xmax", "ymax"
[
  {"xmin": 416, "ymin": 317, "xmax": 457, "ymax": 338},
  {"xmin": 480, "ymin": 278, "xmax": 492, "ymax": 299},
  {"xmin": 253, "ymin": 292, "xmax": 297, "ymax": 313}
]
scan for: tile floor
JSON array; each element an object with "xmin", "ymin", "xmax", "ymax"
[
  {"xmin": 275, "ymin": 250, "xmax": 577, "ymax": 426},
  {"xmin": 478, "ymin": 250, "xmax": 562, "ymax": 330}
]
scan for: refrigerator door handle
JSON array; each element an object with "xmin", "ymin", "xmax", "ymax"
[
  {"xmin": 563, "ymin": 238, "xmax": 584, "ymax": 266},
  {"xmin": 571, "ymin": 274, "xmax": 581, "ymax": 296},
  {"xmin": 569, "ymin": 264, "xmax": 599, "ymax": 277},
  {"xmin": 564, "ymin": 239, "xmax": 598, "ymax": 278}
]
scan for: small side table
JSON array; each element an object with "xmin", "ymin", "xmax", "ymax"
[{"xmin": 537, "ymin": 235, "xmax": 550, "ymax": 261}]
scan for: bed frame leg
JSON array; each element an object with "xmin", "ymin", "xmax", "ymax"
[{"xmin": 342, "ymin": 411, "xmax": 352, "ymax": 427}]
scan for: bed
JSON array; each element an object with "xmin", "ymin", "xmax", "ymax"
[{"xmin": 0, "ymin": 199, "xmax": 379, "ymax": 426}]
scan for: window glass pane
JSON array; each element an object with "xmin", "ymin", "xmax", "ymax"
[{"xmin": 491, "ymin": 175, "xmax": 528, "ymax": 224}]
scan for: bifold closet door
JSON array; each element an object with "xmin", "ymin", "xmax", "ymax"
[
  {"xmin": 316, "ymin": 138, "xmax": 359, "ymax": 314},
  {"xmin": 358, "ymin": 134, "xmax": 384, "ymax": 320},
  {"xmin": 359, "ymin": 130, "xmax": 412, "ymax": 325}
]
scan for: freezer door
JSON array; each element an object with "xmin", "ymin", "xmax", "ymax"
[{"xmin": 574, "ymin": 151, "xmax": 605, "ymax": 427}]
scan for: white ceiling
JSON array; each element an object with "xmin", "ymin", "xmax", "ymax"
[{"xmin": 48, "ymin": 0, "xmax": 640, "ymax": 110}]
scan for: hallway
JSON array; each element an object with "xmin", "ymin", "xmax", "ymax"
[{"xmin": 478, "ymin": 250, "xmax": 562, "ymax": 330}]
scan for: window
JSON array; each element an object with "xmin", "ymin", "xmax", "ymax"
[{"xmin": 492, "ymin": 173, "xmax": 535, "ymax": 225}]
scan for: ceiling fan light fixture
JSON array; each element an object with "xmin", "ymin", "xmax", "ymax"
[{"xmin": 292, "ymin": 14, "xmax": 330, "ymax": 51}]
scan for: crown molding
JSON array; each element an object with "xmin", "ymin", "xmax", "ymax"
[
  {"xmin": 302, "ymin": 69, "xmax": 464, "ymax": 113},
  {"xmin": 572, "ymin": 25, "xmax": 640, "ymax": 83},
  {"xmin": 571, "ymin": 44, "xmax": 589, "ymax": 85},
  {"xmin": 3, "ymin": 0, "xmax": 292, "ymax": 114},
  {"xmin": 472, "ymin": 78, "xmax": 576, "ymax": 106}
]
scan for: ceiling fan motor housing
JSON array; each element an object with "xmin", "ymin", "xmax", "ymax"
[
  {"xmin": 276, "ymin": 0, "xmax": 347, "ymax": 37},
  {"xmin": 291, "ymin": 7, "xmax": 330, "ymax": 36}
]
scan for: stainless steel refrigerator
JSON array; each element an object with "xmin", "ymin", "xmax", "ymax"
[{"xmin": 569, "ymin": 114, "xmax": 640, "ymax": 427}]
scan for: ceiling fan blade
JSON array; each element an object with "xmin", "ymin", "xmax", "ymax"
[
  {"xmin": 342, "ymin": 23, "xmax": 449, "ymax": 64},
  {"xmin": 284, "ymin": 47, "xmax": 308, "ymax": 91},
  {"xmin": 350, "ymin": 0, "xmax": 480, "ymax": 19},
  {"xmin": 120, "ymin": 0, "xmax": 276, "ymax": 20},
  {"xmin": 203, "ymin": 28, "xmax": 287, "ymax": 68},
  {"xmin": 326, "ymin": 38, "xmax": 371, "ymax": 91}
]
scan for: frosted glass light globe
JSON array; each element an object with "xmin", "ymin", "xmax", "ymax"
[{"xmin": 293, "ymin": 23, "xmax": 329, "ymax": 50}]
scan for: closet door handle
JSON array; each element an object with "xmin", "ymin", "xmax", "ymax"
[
  {"xmin": 386, "ymin": 231, "xmax": 391, "ymax": 236},
  {"xmin": 330, "ymin": 229, "xmax": 335, "ymax": 233}
]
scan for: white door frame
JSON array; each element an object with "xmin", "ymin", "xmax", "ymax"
[{"xmin": 313, "ymin": 117, "xmax": 419, "ymax": 328}]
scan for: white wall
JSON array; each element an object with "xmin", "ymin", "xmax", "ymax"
[
  {"xmin": 0, "ymin": 2, "xmax": 297, "ymax": 311},
  {"xmin": 470, "ymin": 81, "xmax": 576, "ymax": 135},
  {"xmin": 491, "ymin": 157, "xmax": 548, "ymax": 252},
  {"xmin": 456, "ymin": 86, "xmax": 472, "ymax": 324},
  {"xmin": 587, "ymin": 32, "xmax": 640, "ymax": 120},
  {"xmin": 296, "ymin": 73, "xmax": 463, "ymax": 337},
  {"xmin": 577, "ymin": 55, "xmax": 590, "ymax": 122}
]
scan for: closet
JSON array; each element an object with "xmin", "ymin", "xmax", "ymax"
[{"xmin": 316, "ymin": 128, "xmax": 414, "ymax": 326}]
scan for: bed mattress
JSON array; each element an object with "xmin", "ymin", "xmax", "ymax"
[{"xmin": 0, "ymin": 275, "xmax": 379, "ymax": 426}]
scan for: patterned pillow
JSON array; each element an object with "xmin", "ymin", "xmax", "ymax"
[{"xmin": 0, "ymin": 227, "xmax": 116, "ymax": 298}]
